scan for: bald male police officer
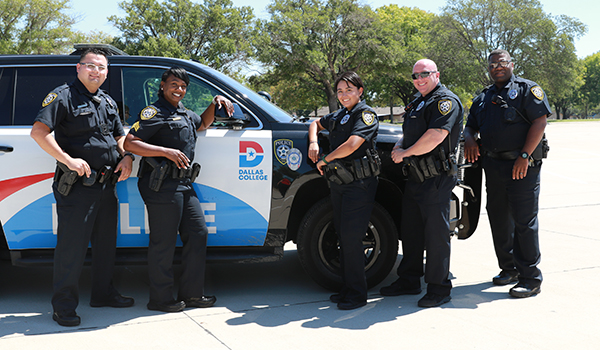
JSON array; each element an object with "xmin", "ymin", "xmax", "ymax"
[
  {"xmin": 380, "ymin": 59, "xmax": 463, "ymax": 308},
  {"xmin": 31, "ymin": 48, "xmax": 135, "ymax": 327},
  {"xmin": 464, "ymin": 49, "xmax": 550, "ymax": 298}
]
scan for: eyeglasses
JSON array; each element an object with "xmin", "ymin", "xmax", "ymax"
[
  {"xmin": 488, "ymin": 60, "xmax": 511, "ymax": 69},
  {"xmin": 411, "ymin": 71, "xmax": 437, "ymax": 80},
  {"xmin": 80, "ymin": 62, "xmax": 108, "ymax": 72}
]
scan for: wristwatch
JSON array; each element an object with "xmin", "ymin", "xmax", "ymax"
[
  {"xmin": 124, "ymin": 152, "xmax": 135, "ymax": 161},
  {"xmin": 520, "ymin": 152, "xmax": 529, "ymax": 159}
]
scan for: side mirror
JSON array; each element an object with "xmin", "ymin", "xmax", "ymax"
[{"xmin": 214, "ymin": 103, "xmax": 249, "ymax": 130}]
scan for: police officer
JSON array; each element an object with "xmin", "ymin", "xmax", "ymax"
[
  {"xmin": 379, "ymin": 59, "xmax": 463, "ymax": 307},
  {"xmin": 308, "ymin": 71, "xmax": 379, "ymax": 310},
  {"xmin": 464, "ymin": 49, "xmax": 550, "ymax": 298},
  {"xmin": 124, "ymin": 67, "xmax": 233, "ymax": 312},
  {"xmin": 30, "ymin": 48, "xmax": 135, "ymax": 327}
]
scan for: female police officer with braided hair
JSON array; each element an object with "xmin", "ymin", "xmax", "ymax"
[
  {"xmin": 308, "ymin": 71, "xmax": 379, "ymax": 310},
  {"xmin": 124, "ymin": 67, "xmax": 233, "ymax": 312}
]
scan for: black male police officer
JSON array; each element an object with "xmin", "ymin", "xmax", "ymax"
[
  {"xmin": 31, "ymin": 48, "xmax": 135, "ymax": 327},
  {"xmin": 124, "ymin": 67, "xmax": 233, "ymax": 312},
  {"xmin": 464, "ymin": 49, "xmax": 550, "ymax": 298},
  {"xmin": 308, "ymin": 71, "xmax": 380, "ymax": 310},
  {"xmin": 380, "ymin": 59, "xmax": 462, "ymax": 308}
]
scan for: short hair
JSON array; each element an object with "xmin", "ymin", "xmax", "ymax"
[
  {"xmin": 335, "ymin": 71, "xmax": 364, "ymax": 93},
  {"xmin": 488, "ymin": 49, "xmax": 511, "ymax": 62},
  {"xmin": 80, "ymin": 48, "xmax": 108, "ymax": 62},
  {"xmin": 158, "ymin": 67, "xmax": 190, "ymax": 97}
]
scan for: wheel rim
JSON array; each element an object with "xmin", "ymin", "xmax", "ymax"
[{"xmin": 317, "ymin": 221, "xmax": 381, "ymax": 273}]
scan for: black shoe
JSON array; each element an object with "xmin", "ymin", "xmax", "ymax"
[
  {"xmin": 330, "ymin": 293, "xmax": 344, "ymax": 303},
  {"xmin": 181, "ymin": 296, "xmax": 217, "ymax": 308},
  {"xmin": 418, "ymin": 293, "xmax": 451, "ymax": 308},
  {"xmin": 509, "ymin": 284, "xmax": 541, "ymax": 298},
  {"xmin": 52, "ymin": 311, "xmax": 81, "ymax": 327},
  {"xmin": 147, "ymin": 300, "xmax": 186, "ymax": 312},
  {"xmin": 90, "ymin": 294, "xmax": 135, "ymax": 308},
  {"xmin": 380, "ymin": 279, "xmax": 422, "ymax": 296},
  {"xmin": 492, "ymin": 270, "xmax": 520, "ymax": 286},
  {"xmin": 337, "ymin": 300, "xmax": 367, "ymax": 310}
]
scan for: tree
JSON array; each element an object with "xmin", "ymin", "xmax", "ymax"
[
  {"xmin": 578, "ymin": 52, "xmax": 600, "ymax": 117},
  {"xmin": 425, "ymin": 0, "xmax": 586, "ymax": 108},
  {"xmin": 254, "ymin": 0, "xmax": 382, "ymax": 113},
  {"xmin": 0, "ymin": 0, "xmax": 81, "ymax": 54},
  {"xmin": 109, "ymin": 0, "xmax": 256, "ymax": 75},
  {"xmin": 368, "ymin": 5, "xmax": 434, "ymax": 107}
]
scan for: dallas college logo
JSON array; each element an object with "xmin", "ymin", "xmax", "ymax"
[{"xmin": 239, "ymin": 141, "xmax": 268, "ymax": 181}]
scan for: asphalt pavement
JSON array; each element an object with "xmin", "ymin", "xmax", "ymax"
[{"xmin": 1, "ymin": 121, "xmax": 599, "ymax": 349}]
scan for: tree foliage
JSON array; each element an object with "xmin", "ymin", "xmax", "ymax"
[
  {"xmin": 253, "ymin": 0, "xmax": 382, "ymax": 113},
  {"xmin": 578, "ymin": 52, "xmax": 600, "ymax": 116},
  {"xmin": 108, "ymin": 0, "xmax": 255, "ymax": 75},
  {"xmin": 425, "ymin": 0, "xmax": 586, "ymax": 109},
  {"xmin": 0, "ymin": 0, "xmax": 83, "ymax": 54}
]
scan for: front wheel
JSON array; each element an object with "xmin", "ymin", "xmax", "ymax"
[{"xmin": 296, "ymin": 198, "xmax": 398, "ymax": 291}]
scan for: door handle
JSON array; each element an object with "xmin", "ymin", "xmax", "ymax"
[{"xmin": 0, "ymin": 145, "xmax": 14, "ymax": 153}]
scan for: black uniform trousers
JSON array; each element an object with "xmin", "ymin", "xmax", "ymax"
[
  {"xmin": 329, "ymin": 176, "xmax": 378, "ymax": 303},
  {"xmin": 52, "ymin": 180, "xmax": 119, "ymax": 313},
  {"xmin": 395, "ymin": 174, "xmax": 455, "ymax": 296},
  {"xmin": 483, "ymin": 157, "xmax": 542, "ymax": 285},
  {"xmin": 138, "ymin": 176, "xmax": 208, "ymax": 303}
]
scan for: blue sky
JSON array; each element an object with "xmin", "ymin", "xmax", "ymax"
[{"xmin": 69, "ymin": 0, "xmax": 599, "ymax": 58}]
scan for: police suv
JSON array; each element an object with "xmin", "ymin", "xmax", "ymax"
[{"xmin": 0, "ymin": 44, "xmax": 477, "ymax": 291}]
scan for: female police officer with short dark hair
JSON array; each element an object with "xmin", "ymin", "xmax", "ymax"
[
  {"xmin": 124, "ymin": 67, "xmax": 233, "ymax": 312},
  {"xmin": 308, "ymin": 71, "xmax": 379, "ymax": 310}
]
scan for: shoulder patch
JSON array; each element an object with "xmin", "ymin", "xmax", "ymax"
[
  {"xmin": 362, "ymin": 111, "xmax": 375, "ymax": 126},
  {"xmin": 531, "ymin": 86, "xmax": 544, "ymax": 101},
  {"xmin": 42, "ymin": 93, "xmax": 58, "ymax": 107},
  {"xmin": 140, "ymin": 106, "xmax": 158, "ymax": 120},
  {"xmin": 438, "ymin": 99, "xmax": 452, "ymax": 116}
]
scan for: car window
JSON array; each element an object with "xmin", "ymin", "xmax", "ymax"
[
  {"xmin": 123, "ymin": 67, "xmax": 224, "ymax": 126},
  {"xmin": 14, "ymin": 66, "xmax": 76, "ymax": 126},
  {"xmin": 0, "ymin": 68, "xmax": 14, "ymax": 126}
]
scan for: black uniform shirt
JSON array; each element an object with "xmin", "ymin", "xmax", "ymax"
[
  {"xmin": 129, "ymin": 96, "xmax": 202, "ymax": 162},
  {"xmin": 320, "ymin": 100, "xmax": 378, "ymax": 161},
  {"xmin": 466, "ymin": 75, "xmax": 551, "ymax": 153},
  {"xmin": 402, "ymin": 84, "xmax": 463, "ymax": 156},
  {"xmin": 34, "ymin": 78, "xmax": 124, "ymax": 170}
]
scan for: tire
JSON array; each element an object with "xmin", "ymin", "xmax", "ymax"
[{"xmin": 296, "ymin": 197, "xmax": 398, "ymax": 291}]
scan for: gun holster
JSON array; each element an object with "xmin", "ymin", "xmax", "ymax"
[
  {"xmin": 55, "ymin": 162, "xmax": 80, "ymax": 196},
  {"xmin": 142, "ymin": 157, "xmax": 170, "ymax": 192},
  {"xmin": 324, "ymin": 160, "xmax": 355, "ymax": 185}
]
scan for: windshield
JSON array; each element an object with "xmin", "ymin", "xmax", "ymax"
[{"xmin": 203, "ymin": 66, "xmax": 293, "ymax": 123}]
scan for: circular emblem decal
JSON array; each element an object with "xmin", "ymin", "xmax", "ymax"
[
  {"xmin": 340, "ymin": 114, "xmax": 350, "ymax": 125},
  {"xmin": 362, "ymin": 111, "xmax": 375, "ymax": 126},
  {"xmin": 438, "ymin": 99, "xmax": 452, "ymax": 116},
  {"xmin": 42, "ymin": 93, "xmax": 58, "ymax": 107},
  {"xmin": 531, "ymin": 86, "xmax": 544, "ymax": 101},
  {"xmin": 287, "ymin": 148, "xmax": 302, "ymax": 171},
  {"xmin": 509, "ymin": 89, "xmax": 518, "ymax": 100},
  {"xmin": 416, "ymin": 101, "xmax": 425, "ymax": 111},
  {"xmin": 141, "ymin": 106, "xmax": 158, "ymax": 120}
]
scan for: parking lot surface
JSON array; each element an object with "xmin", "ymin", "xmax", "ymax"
[{"xmin": 1, "ymin": 121, "xmax": 599, "ymax": 349}]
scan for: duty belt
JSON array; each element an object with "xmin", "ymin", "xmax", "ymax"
[{"xmin": 484, "ymin": 150, "xmax": 520, "ymax": 160}]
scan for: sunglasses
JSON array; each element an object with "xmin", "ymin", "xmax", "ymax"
[
  {"xmin": 488, "ymin": 60, "xmax": 511, "ymax": 69},
  {"xmin": 411, "ymin": 71, "xmax": 437, "ymax": 80}
]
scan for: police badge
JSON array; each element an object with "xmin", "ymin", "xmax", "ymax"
[
  {"xmin": 42, "ymin": 93, "xmax": 58, "ymax": 107},
  {"xmin": 438, "ymin": 99, "xmax": 452, "ymax": 116},
  {"xmin": 274, "ymin": 139, "xmax": 293, "ymax": 165},
  {"xmin": 509, "ymin": 89, "xmax": 518, "ymax": 100},
  {"xmin": 340, "ymin": 114, "xmax": 350, "ymax": 125},
  {"xmin": 416, "ymin": 101, "xmax": 425, "ymax": 111},
  {"xmin": 531, "ymin": 86, "xmax": 544, "ymax": 100}
]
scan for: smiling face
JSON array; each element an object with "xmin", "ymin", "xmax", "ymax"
[
  {"xmin": 336, "ymin": 80, "xmax": 363, "ymax": 110},
  {"xmin": 412, "ymin": 59, "xmax": 440, "ymax": 96},
  {"xmin": 160, "ymin": 74, "xmax": 187, "ymax": 107},
  {"xmin": 76, "ymin": 53, "xmax": 108, "ymax": 93}
]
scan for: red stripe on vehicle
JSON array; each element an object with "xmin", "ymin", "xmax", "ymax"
[{"xmin": 0, "ymin": 173, "xmax": 54, "ymax": 202}]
